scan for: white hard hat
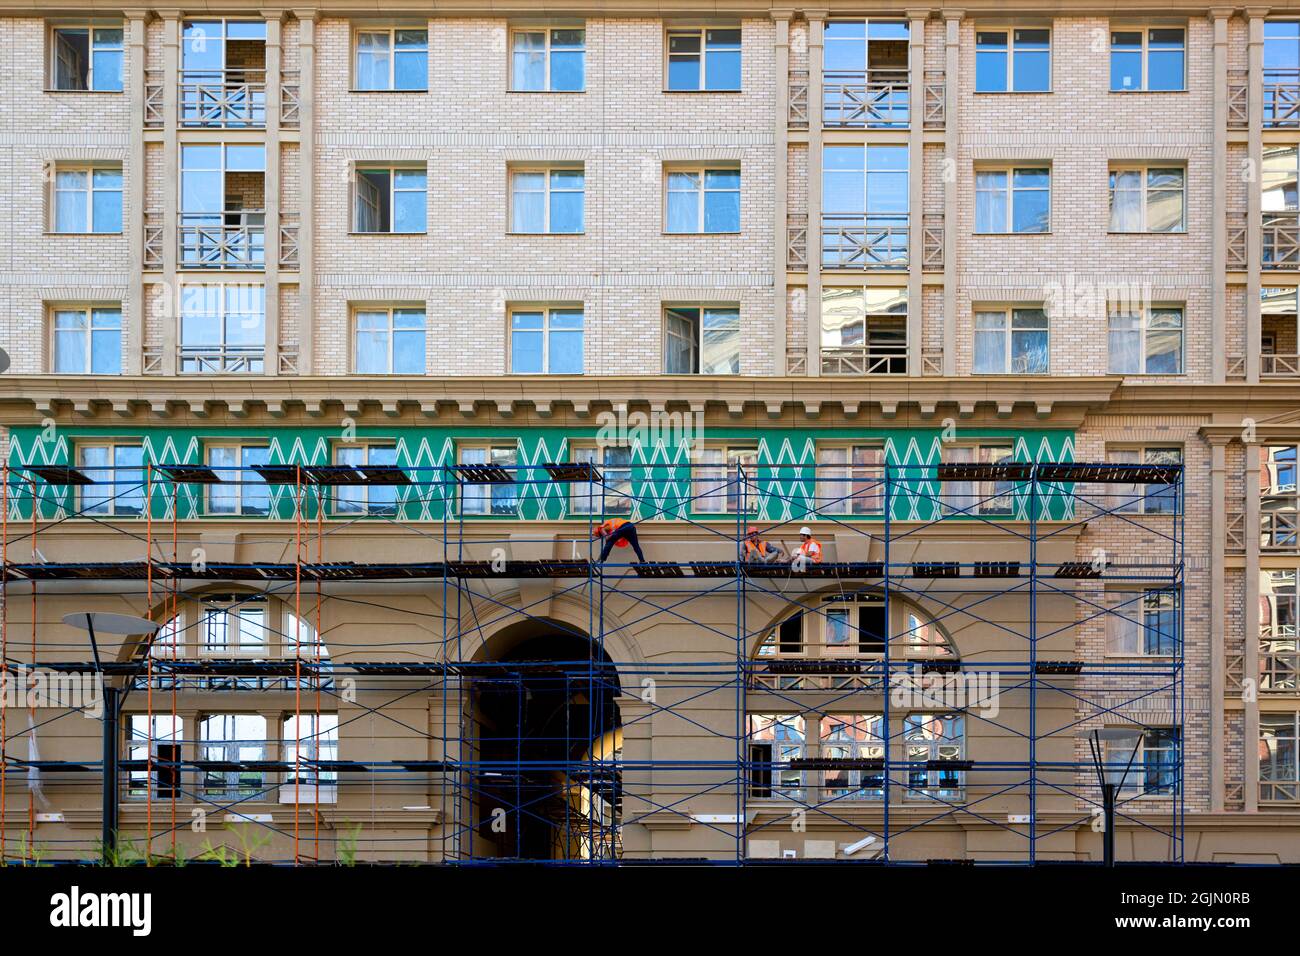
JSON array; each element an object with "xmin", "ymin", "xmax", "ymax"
[{"xmin": 799, "ymin": 526, "xmax": 813, "ymax": 536}]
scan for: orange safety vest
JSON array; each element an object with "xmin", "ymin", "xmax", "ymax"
[
  {"xmin": 594, "ymin": 518, "xmax": 631, "ymax": 546},
  {"xmin": 744, "ymin": 537, "xmax": 770, "ymax": 556},
  {"xmin": 796, "ymin": 538, "xmax": 823, "ymax": 563}
]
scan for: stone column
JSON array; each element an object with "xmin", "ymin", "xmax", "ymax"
[
  {"xmin": 806, "ymin": 12, "xmax": 826, "ymax": 377},
  {"xmin": 125, "ymin": 11, "xmax": 148, "ymax": 375},
  {"xmin": 263, "ymin": 12, "xmax": 283, "ymax": 376},
  {"xmin": 907, "ymin": 10, "xmax": 926, "ymax": 376},
  {"xmin": 161, "ymin": 12, "xmax": 181, "ymax": 375},
  {"xmin": 773, "ymin": 13, "xmax": 792, "ymax": 376},
  {"xmin": 1209, "ymin": 436, "xmax": 1227, "ymax": 811},
  {"xmin": 1244, "ymin": 440, "xmax": 1261, "ymax": 810},
  {"xmin": 942, "ymin": 11, "xmax": 962, "ymax": 376},
  {"xmin": 1211, "ymin": 11, "xmax": 1230, "ymax": 384},
  {"xmin": 1246, "ymin": 11, "xmax": 1265, "ymax": 384},
  {"xmin": 295, "ymin": 11, "xmax": 317, "ymax": 375}
]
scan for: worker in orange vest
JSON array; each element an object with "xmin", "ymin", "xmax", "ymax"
[
  {"xmin": 743, "ymin": 529, "xmax": 785, "ymax": 564},
  {"xmin": 791, "ymin": 525, "xmax": 823, "ymax": 566},
  {"xmin": 593, "ymin": 517, "xmax": 647, "ymax": 563}
]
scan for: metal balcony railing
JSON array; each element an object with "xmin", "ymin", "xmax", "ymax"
[
  {"xmin": 179, "ymin": 345, "xmax": 266, "ymax": 374},
  {"xmin": 180, "ymin": 69, "xmax": 267, "ymax": 127},
  {"xmin": 1263, "ymin": 211, "xmax": 1300, "ymax": 269},
  {"xmin": 820, "ymin": 346, "xmax": 908, "ymax": 375},
  {"xmin": 821, "ymin": 214, "xmax": 908, "ymax": 270},
  {"xmin": 822, "ymin": 72, "xmax": 909, "ymax": 128},
  {"xmin": 280, "ymin": 69, "xmax": 301, "ymax": 127},
  {"xmin": 180, "ymin": 213, "xmax": 266, "ymax": 270},
  {"xmin": 1266, "ymin": 69, "xmax": 1300, "ymax": 128}
]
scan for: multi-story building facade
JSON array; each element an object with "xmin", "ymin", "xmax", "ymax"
[{"xmin": 1, "ymin": 1, "xmax": 1299, "ymax": 864}]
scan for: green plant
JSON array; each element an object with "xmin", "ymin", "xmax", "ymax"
[{"xmin": 336, "ymin": 823, "xmax": 362, "ymax": 866}]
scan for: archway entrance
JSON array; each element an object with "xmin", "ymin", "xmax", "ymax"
[{"xmin": 472, "ymin": 623, "xmax": 622, "ymax": 861}]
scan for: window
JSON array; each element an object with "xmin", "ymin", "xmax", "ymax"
[
  {"xmin": 1261, "ymin": 713, "xmax": 1300, "ymax": 800},
  {"xmin": 1262, "ymin": 445, "xmax": 1298, "ymax": 548},
  {"xmin": 79, "ymin": 442, "xmax": 144, "ymax": 516},
  {"xmin": 286, "ymin": 611, "xmax": 328, "ymax": 660},
  {"xmin": 1264, "ymin": 145, "xmax": 1298, "ymax": 213},
  {"xmin": 200, "ymin": 714, "xmax": 267, "ymax": 797},
  {"xmin": 570, "ymin": 444, "xmax": 632, "ymax": 514},
  {"xmin": 52, "ymin": 306, "xmax": 121, "ymax": 374},
  {"xmin": 458, "ymin": 444, "xmax": 519, "ymax": 516},
  {"xmin": 816, "ymin": 444, "xmax": 884, "ymax": 515},
  {"xmin": 1109, "ymin": 167, "xmax": 1185, "ymax": 232},
  {"xmin": 354, "ymin": 166, "xmax": 426, "ymax": 233},
  {"xmin": 821, "ymin": 715, "xmax": 886, "ymax": 800},
  {"xmin": 665, "ymin": 167, "xmax": 740, "ymax": 233},
  {"xmin": 126, "ymin": 715, "xmax": 182, "ymax": 799},
  {"xmin": 822, "ymin": 20, "xmax": 910, "ymax": 128},
  {"xmin": 974, "ymin": 167, "xmax": 1049, "ymax": 233},
  {"xmin": 1105, "ymin": 727, "xmax": 1179, "ymax": 795},
  {"xmin": 354, "ymin": 306, "xmax": 426, "ymax": 374},
  {"xmin": 1262, "ymin": 571, "xmax": 1299, "ymax": 692},
  {"xmin": 694, "ymin": 445, "xmax": 757, "ymax": 513},
  {"xmin": 149, "ymin": 614, "xmax": 184, "ymax": 659},
  {"xmin": 820, "ymin": 287, "xmax": 908, "ymax": 374},
  {"xmin": 179, "ymin": 20, "xmax": 267, "ymax": 127},
  {"xmin": 206, "ymin": 444, "xmax": 269, "ymax": 516},
  {"xmin": 822, "ymin": 145, "xmax": 909, "ymax": 267},
  {"xmin": 510, "ymin": 167, "xmax": 584, "ymax": 234},
  {"xmin": 200, "ymin": 596, "xmax": 268, "ymax": 654},
  {"xmin": 1266, "ymin": 22, "xmax": 1300, "ymax": 127},
  {"xmin": 509, "ymin": 306, "xmax": 584, "ymax": 373},
  {"xmin": 1108, "ymin": 588, "xmax": 1179, "ymax": 655},
  {"xmin": 52, "ymin": 166, "xmax": 122, "ymax": 233},
  {"xmin": 1110, "ymin": 446, "xmax": 1181, "ymax": 514},
  {"xmin": 511, "ymin": 27, "xmax": 585, "ymax": 91},
  {"xmin": 1108, "ymin": 305, "xmax": 1183, "ymax": 374},
  {"xmin": 282, "ymin": 714, "xmax": 339, "ymax": 786},
  {"xmin": 50, "ymin": 24, "xmax": 123, "ymax": 91},
  {"xmin": 822, "ymin": 600, "xmax": 887, "ymax": 655},
  {"xmin": 973, "ymin": 307, "xmax": 1049, "ymax": 373},
  {"xmin": 975, "ymin": 28, "xmax": 1050, "ymax": 92},
  {"xmin": 355, "ymin": 28, "xmax": 427, "ymax": 91},
  {"xmin": 664, "ymin": 305, "xmax": 740, "ymax": 374},
  {"xmin": 180, "ymin": 284, "xmax": 266, "ymax": 373},
  {"xmin": 747, "ymin": 714, "xmax": 805, "ymax": 799},
  {"xmin": 904, "ymin": 714, "xmax": 965, "ymax": 799},
  {"xmin": 335, "ymin": 444, "xmax": 400, "ymax": 515},
  {"xmin": 1110, "ymin": 27, "xmax": 1185, "ymax": 91},
  {"xmin": 943, "ymin": 444, "xmax": 1016, "ymax": 515},
  {"xmin": 666, "ymin": 28, "xmax": 741, "ymax": 91},
  {"xmin": 179, "ymin": 144, "xmax": 265, "ymax": 267}
]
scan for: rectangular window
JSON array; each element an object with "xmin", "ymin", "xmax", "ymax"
[
  {"xmin": 179, "ymin": 284, "xmax": 266, "ymax": 373},
  {"xmin": 694, "ymin": 445, "xmax": 757, "ymax": 514},
  {"xmin": 1263, "ymin": 145, "xmax": 1298, "ymax": 213},
  {"xmin": 666, "ymin": 27, "xmax": 741, "ymax": 91},
  {"xmin": 355, "ymin": 28, "xmax": 428, "ymax": 90},
  {"xmin": 509, "ymin": 306, "xmax": 584, "ymax": 374},
  {"xmin": 974, "ymin": 167, "xmax": 1050, "ymax": 233},
  {"xmin": 747, "ymin": 714, "xmax": 805, "ymax": 799},
  {"xmin": 664, "ymin": 305, "xmax": 740, "ymax": 374},
  {"xmin": 1109, "ymin": 446, "xmax": 1182, "ymax": 514},
  {"xmin": 510, "ymin": 167, "xmax": 584, "ymax": 234},
  {"xmin": 1109, "ymin": 166, "xmax": 1185, "ymax": 232},
  {"xmin": 665, "ymin": 167, "xmax": 741, "ymax": 233},
  {"xmin": 822, "ymin": 145, "xmax": 909, "ymax": 268},
  {"xmin": 200, "ymin": 714, "xmax": 267, "ymax": 797},
  {"xmin": 1108, "ymin": 305, "xmax": 1183, "ymax": 374},
  {"xmin": 1106, "ymin": 727, "xmax": 1179, "ymax": 795},
  {"xmin": 820, "ymin": 287, "xmax": 908, "ymax": 374},
  {"xmin": 126, "ymin": 715, "xmax": 182, "ymax": 799},
  {"xmin": 975, "ymin": 28, "xmax": 1050, "ymax": 92},
  {"xmin": 52, "ymin": 305, "xmax": 121, "ymax": 374},
  {"xmin": 570, "ymin": 444, "xmax": 633, "ymax": 515},
  {"xmin": 820, "ymin": 714, "xmax": 886, "ymax": 800},
  {"xmin": 904, "ymin": 713, "xmax": 965, "ymax": 799},
  {"xmin": 943, "ymin": 444, "xmax": 1016, "ymax": 516},
  {"xmin": 354, "ymin": 166, "xmax": 426, "ymax": 233},
  {"xmin": 511, "ymin": 27, "xmax": 585, "ymax": 91},
  {"xmin": 816, "ymin": 444, "xmax": 884, "ymax": 515},
  {"xmin": 79, "ymin": 442, "xmax": 144, "ymax": 516},
  {"xmin": 206, "ymin": 443, "xmax": 269, "ymax": 516},
  {"xmin": 458, "ymin": 444, "xmax": 519, "ymax": 516},
  {"xmin": 282, "ymin": 714, "xmax": 339, "ymax": 785},
  {"xmin": 1110, "ymin": 27, "xmax": 1185, "ymax": 91},
  {"xmin": 51, "ymin": 24, "xmax": 123, "ymax": 91},
  {"xmin": 335, "ymin": 444, "xmax": 400, "ymax": 515},
  {"xmin": 354, "ymin": 306, "xmax": 426, "ymax": 374},
  {"xmin": 1261, "ymin": 445, "xmax": 1298, "ymax": 548},
  {"xmin": 1261, "ymin": 713, "xmax": 1300, "ymax": 799},
  {"xmin": 973, "ymin": 307, "xmax": 1049, "ymax": 373},
  {"xmin": 822, "ymin": 20, "xmax": 910, "ymax": 128},
  {"xmin": 200, "ymin": 597, "xmax": 268, "ymax": 654},
  {"xmin": 52, "ymin": 166, "xmax": 122, "ymax": 233},
  {"xmin": 1108, "ymin": 588, "xmax": 1179, "ymax": 655}
]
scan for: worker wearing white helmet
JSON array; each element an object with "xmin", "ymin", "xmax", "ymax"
[{"xmin": 791, "ymin": 525, "xmax": 823, "ymax": 566}]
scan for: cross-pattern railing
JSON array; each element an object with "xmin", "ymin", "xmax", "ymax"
[
  {"xmin": 923, "ymin": 70, "xmax": 945, "ymax": 128},
  {"xmin": 280, "ymin": 69, "xmax": 301, "ymax": 127},
  {"xmin": 1262, "ymin": 353, "xmax": 1300, "ymax": 378},
  {"xmin": 279, "ymin": 347, "xmax": 300, "ymax": 375},
  {"xmin": 179, "ymin": 345, "xmax": 266, "ymax": 374},
  {"xmin": 921, "ymin": 348, "xmax": 943, "ymax": 375},
  {"xmin": 1226, "ymin": 509, "xmax": 1245, "ymax": 553},
  {"xmin": 1227, "ymin": 209, "xmax": 1248, "ymax": 270},
  {"xmin": 1262, "ymin": 495, "xmax": 1298, "ymax": 547},
  {"xmin": 1261, "ymin": 638, "xmax": 1300, "ymax": 692},
  {"xmin": 1226, "ymin": 354, "xmax": 1246, "ymax": 380},
  {"xmin": 180, "ymin": 69, "xmax": 267, "ymax": 127},
  {"xmin": 820, "ymin": 346, "xmax": 908, "ymax": 375},
  {"xmin": 821, "ymin": 214, "xmax": 908, "ymax": 270},
  {"xmin": 822, "ymin": 72, "xmax": 910, "ymax": 128},
  {"xmin": 1266, "ymin": 70, "xmax": 1300, "ymax": 127},
  {"xmin": 787, "ymin": 213, "xmax": 807, "ymax": 270},
  {"xmin": 1228, "ymin": 70, "xmax": 1248, "ymax": 128},
  {"xmin": 788, "ymin": 70, "xmax": 808, "ymax": 128},
  {"xmin": 180, "ymin": 213, "xmax": 266, "ymax": 270},
  {"xmin": 1261, "ymin": 781, "xmax": 1300, "ymax": 803},
  {"xmin": 785, "ymin": 347, "xmax": 807, "ymax": 375},
  {"xmin": 142, "ymin": 346, "xmax": 164, "ymax": 374},
  {"xmin": 143, "ymin": 212, "xmax": 164, "ymax": 269},
  {"xmin": 279, "ymin": 213, "xmax": 300, "ymax": 270},
  {"xmin": 1226, "ymin": 638, "xmax": 1244, "ymax": 692},
  {"xmin": 144, "ymin": 69, "xmax": 164, "ymax": 127},
  {"xmin": 922, "ymin": 213, "xmax": 943, "ymax": 270},
  {"xmin": 1264, "ymin": 211, "xmax": 1300, "ymax": 269}
]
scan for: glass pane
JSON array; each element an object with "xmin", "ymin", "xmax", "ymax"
[
  {"xmin": 392, "ymin": 328, "xmax": 425, "ymax": 373},
  {"xmin": 90, "ymin": 328, "xmax": 121, "ymax": 374},
  {"xmin": 393, "ymin": 189, "xmax": 426, "ymax": 233},
  {"xmin": 705, "ymin": 49, "xmax": 741, "ymax": 90},
  {"xmin": 975, "ymin": 32, "xmax": 1007, "ymax": 92},
  {"xmin": 92, "ymin": 187, "xmax": 122, "ymax": 233},
  {"xmin": 512, "ymin": 31, "xmax": 545, "ymax": 90},
  {"xmin": 1147, "ymin": 188, "xmax": 1184, "ymax": 232},
  {"xmin": 666, "ymin": 188, "xmax": 698, "ymax": 233},
  {"xmin": 92, "ymin": 50, "xmax": 123, "ymax": 91},
  {"xmin": 551, "ymin": 49, "xmax": 584, "ymax": 91},
  {"xmin": 394, "ymin": 49, "xmax": 427, "ymax": 90},
  {"xmin": 549, "ymin": 190, "xmax": 584, "ymax": 233},
  {"xmin": 704, "ymin": 190, "xmax": 740, "ymax": 232}
]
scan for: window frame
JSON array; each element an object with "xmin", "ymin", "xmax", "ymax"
[
  {"xmin": 663, "ymin": 165, "xmax": 742, "ymax": 234},
  {"xmin": 352, "ymin": 304, "xmax": 427, "ymax": 374},
  {"xmin": 77, "ymin": 440, "xmax": 145, "ymax": 517},
  {"xmin": 507, "ymin": 304, "xmax": 585, "ymax": 374},
  {"xmin": 1106, "ymin": 586, "xmax": 1180, "ymax": 656},
  {"xmin": 972, "ymin": 306, "xmax": 1050, "ymax": 374},
  {"xmin": 747, "ymin": 713, "xmax": 807, "ymax": 800},
  {"xmin": 508, "ymin": 165, "xmax": 585, "ymax": 235},
  {"xmin": 1109, "ymin": 25, "xmax": 1187, "ymax": 93},
  {"xmin": 973, "ymin": 165, "xmax": 1051, "ymax": 234},
  {"xmin": 1106, "ymin": 726, "xmax": 1180, "ymax": 796},
  {"xmin": 50, "ymin": 163, "xmax": 123, "ymax": 234},
  {"xmin": 819, "ymin": 713, "xmax": 887, "ymax": 801},
  {"xmin": 973, "ymin": 26, "xmax": 1052, "ymax": 93},
  {"xmin": 204, "ymin": 442, "xmax": 271, "ymax": 517},
  {"xmin": 1261, "ymin": 712, "xmax": 1300, "ymax": 798},
  {"xmin": 198, "ymin": 595, "xmax": 271, "ymax": 656},
  {"xmin": 509, "ymin": 26, "xmax": 586, "ymax": 92},
  {"xmin": 662, "ymin": 303, "xmax": 742, "ymax": 375},
  {"xmin": 49, "ymin": 22, "xmax": 124, "ymax": 92},
  {"xmin": 456, "ymin": 442, "xmax": 520, "ymax": 517},
  {"xmin": 332, "ymin": 442, "xmax": 401, "ymax": 516},
  {"xmin": 199, "ymin": 712, "xmax": 268, "ymax": 798},
  {"xmin": 1108, "ymin": 164, "xmax": 1186, "ymax": 233},
  {"xmin": 568, "ymin": 443, "xmax": 633, "ymax": 515},
  {"xmin": 50, "ymin": 304, "xmax": 122, "ymax": 374},
  {"xmin": 941, "ymin": 443, "xmax": 1017, "ymax": 516},
  {"xmin": 352, "ymin": 25, "xmax": 429, "ymax": 92},
  {"xmin": 1107, "ymin": 304, "xmax": 1185, "ymax": 375},
  {"xmin": 903, "ymin": 712, "xmax": 966, "ymax": 800},
  {"xmin": 814, "ymin": 442, "xmax": 885, "ymax": 515},
  {"xmin": 178, "ymin": 283, "xmax": 267, "ymax": 374},
  {"xmin": 1107, "ymin": 444, "xmax": 1182, "ymax": 515},
  {"xmin": 352, "ymin": 164, "xmax": 427, "ymax": 234},
  {"xmin": 693, "ymin": 444, "xmax": 758, "ymax": 514},
  {"xmin": 664, "ymin": 26, "xmax": 742, "ymax": 92},
  {"xmin": 125, "ymin": 714, "xmax": 183, "ymax": 799}
]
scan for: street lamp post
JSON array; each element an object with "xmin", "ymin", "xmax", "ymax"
[{"xmin": 1089, "ymin": 727, "xmax": 1143, "ymax": 867}]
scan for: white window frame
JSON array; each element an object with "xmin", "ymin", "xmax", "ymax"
[
  {"xmin": 509, "ymin": 26, "xmax": 586, "ymax": 92},
  {"xmin": 972, "ymin": 306, "xmax": 1050, "ymax": 374},
  {"xmin": 353, "ymin": 26, "xmax": 428, "ymax": 91},
  {"xmin": 903, "ymin": 712, "xmax": 966, "ymax": 800},
  {"xmin": 282, "ymin": 713, "xmax": 339, "ymax": 787},
  {"xmin": 77, "ymin": 441, "xmax": 145, "ymax": 517},
  {"xmin": 747, "ymin": 713, "xmax": 806, "ymax": 800},
  {"xmin": 178, "ymin": 284, "xmax": 267, "ymax": 374},
  {"xmin": 1109, "ymin": 26, "xmax": 1186, "ymax": 92},
  {"xmin": 205, "ymin": 442, "xmax": 270, "ymax": 516},
  {"xmin": 1105, "ymin": 726, "xmax": 1179, "ymax": 796},
  {"xmin": 509, "ymin": 166, "xmax": 585, "ymax": 234},
  {"xmin": 663, "ymin": 304, "xmax": 741, "ymax": 374},
  {"xmin": 1109, "ymin": 165, "xmax": 1186, "ymax": 233},
  {"xmin": 569, "ymin": 443, "xmax": 633, "ymax": 515},
  {"xmin": 353, "ymin": 165, "xmax": 427, "ymax": 234},
  {"xmin": 941, "ymin": 443, "xmax": 1016, "ymax": 515},
  {"xmin": 815, "ymin": 442, "xmax": 885, "ymax": 515},
  {"xmin": 664, "ymin": 165, "xmax": 741, "ymax": 234},
  {"xmin": 353, "ymin": 305, "xmax": 427, "ymax": 374},
  {"xmin": 820, "ymin": 713, "xmax": 886, "ymax": 801},
  {"xmin": 1107, "ymin": 305, "xmax": 1184, "ymax": 375},
  {"xmin": 1261, "ymin": 712, "xmax": 1300, "ymax": 798},
  {"xmin": 665, "ymin": 26, "xmax": 742, "ymax": 92},
  {"xmin": 508, "ymin": 305, "xmax": 585, "ymax": 374},
  {"xmin": 457, "ymin": 443, "xmax": 520, "ymax": 517},
  {"xmin": 1107, "ymin": 445, "xmax": 1182, "ymax": 515},
  {"xmin": 693, "ymin": 444, "xmax": 757, "ymax": 514},
  {"xmin": 49, "ymin": 22, "xmax": 124, "ymax": 92},
  {"xmin": 126, "ymin": 714, "xmax": 183, "ymax": 799},
  {"xmin": 974, "ymin": 165, "xmax": 1050, "ymax": 234},
  {"xmin": 51, "ymin": 164, "xmax": 123, "ymax": 233},
  {"xmin": 199, "ymin": 596, "xmax": 270, "ymax": 656},
  {"xmin": 200, "ymin": 713, "xmax": 268, "ymax": 797},
  {"xmin": 333, "ymin": 443, "xmax": 400, "ymax": 515},
  {"xmin": 50, "ymin": 304, "xmax": 122, "ymax": 374}
]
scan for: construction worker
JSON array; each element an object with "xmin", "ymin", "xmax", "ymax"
[
  {"xmin": 593, "ymin": 516, "xmax": 647, "ymax": 563},
  {"xmin": 743, "ymin": 529, "xmax": 785, "ymax": 564},
  {"xmin": 791, "ymin": 525, "xmax": 823, "ymax": 566}
]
